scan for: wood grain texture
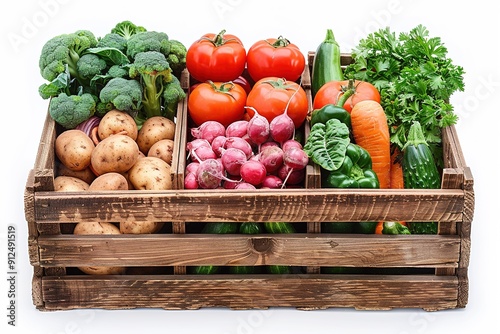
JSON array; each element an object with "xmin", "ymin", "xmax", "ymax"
[
  {"xmin": 32, "ymin": 188, "xmax": 464, "ymax": 223},
  {"xmin": 37, "ymin": 234, "xmax": 460, "ymax": 268},
  {"xmin": 40, "ymin": 274, "xmax": 459, "ymax": 311}
]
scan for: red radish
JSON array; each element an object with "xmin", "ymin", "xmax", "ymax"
[
  {"xmin": 278, "ymin": 165, "xmax": 305, "ymax": 185},
  {"xmin": 191, "ymin": 145, "xmax": 217, "ymax": 162},
  {"xmin": 184, "ymin": 173, "xmax": 199, "ymax": 189},
  {"xmin": 235, "ymin": 182, "xmax": 256, "ymax": 190},
  {"xmin": 239, "ymin": 160, "xmax": 267, "ymax": 186},
  {"xmin": 280, "ymin": 147, "xmax": 309, "ymax": 188},
  {"xmin": 269, "ymin": 84, "xmax": 301, "ymax": 145},
  {"xmin": 245, "ymin": 106, "xmax": 270, "ymax": 148},
  {"xmin": 258, "ymin": 145, "xmax": 284, "ymax": 173},
  {"xmin": 283, "ymin": 147, "xmax": 309, "ymax": 170},
  {"xmin": 211, "ymin": 135, "xmax": 228, "ymax": 157},
  {"xmin": 269, "ymin": 113, "xmax": 295, "ymax": 145},
  {"xmin": 191, "ymin": 121, "xmax": 226, "ymax": 143},
  {"xmin": 220, "ymin": 147, "xmax": 248, "ymax": 176},
  {"xmin": 224, "ymin": 136, "xmax": 253, "ymax": 159},
  {"xmin": 226, "ymin": 120, "xmax": 249, "ymax": 138},
  {"xmin": 223, "ymin": 174, "xmax": 241, "ymax": 189},
  {"xmin": 196, "ymin": 158, "xmax": 233, "ymax": 189},
  {"xmin": 282, "ymin": 139, "xmax": 303, "ymax": 152},
  {"xmin": 261, "ymin": 175, "xmax": 284, "ymax": 189},
  {"xmin": 260, "ymin": 141, "xmax": 279, "ymax": 150},
  {"xmin": 186, "ymin": 162, "xmax": 200, "ymax": 174}
]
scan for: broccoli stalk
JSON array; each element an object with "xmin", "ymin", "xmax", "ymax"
[
  {"xmin": 129, "ymin": 51, "xmax": 173, "ymax": 119},
  {"xmin": 163, "ymin": 76, "xmax": 186, "ymax": 121}
]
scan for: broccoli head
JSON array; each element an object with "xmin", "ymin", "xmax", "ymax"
[
  {"xmin": 129, "ymin": 51, "xmax": 173, "ymax": 118},
  {"xmin": 39, "ymin": 30, "xmax": 98, "ymax": 83},
  {"xmin": 49, "ymin": 92, "xmax": 96, "ymax": 129},
  {"xmin": 97, "ymin": 33, "xmax": 128, "ymax": 53},
  {"xmin": 76, "ymin": 53, "xmax": 108, "ymax": 82},
  {"xmin": 99, "ymin": 77, "xmax": 143, "ymax": 112},
  {"xmin": 166, "ymin": 39, "xmax": 187, "ymax": 78},
  {"xmin": 163, "ymin": 75, "xmax": 186, "ymax": 121},
  {"xmin": 111, "ymin": 20, "xmax": 147, "ymax": 40},
  {"xmin": 126, "ymin": 31, "xmax": 170, "ymax": 60}
]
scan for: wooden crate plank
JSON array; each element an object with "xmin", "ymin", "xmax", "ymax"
[
  {"xmin": 33, "ymin": 188, "xmax": 465, "ymax": 223},
  {"xmin": 40, "ymin": 274, "xmax": 459, "ymax": 311},
  {"xmin": 38, "ymin": 234, "xmax": 460, "ymax": 268}
]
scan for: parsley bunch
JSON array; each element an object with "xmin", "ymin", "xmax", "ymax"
[{"xmin": 344, "ymin": 25, "xmax": 465, "ymax": 166}]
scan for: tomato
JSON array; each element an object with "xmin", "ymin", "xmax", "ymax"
[
  {"xmin": 246, "ymin": 36, "xmax": 306, "ymax": 83},
  {"xmin": 188, "ymin": 81, "xmax": 247, "ymax": 127},
  {"xmin": 313, "ymin": 80, "xmax": 381, "ymax": 112},
  {"xmin": 186, "ymin": 30, "xmax": 246, "ymax": 83},
  {"xmin": 246, "ymin": 77, "xmax": 308, "ymax": 128}
]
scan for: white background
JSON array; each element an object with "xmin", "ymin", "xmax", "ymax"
[{"xmin": 1, "ymin": 0, "xmax": 499, "ymax": 333}]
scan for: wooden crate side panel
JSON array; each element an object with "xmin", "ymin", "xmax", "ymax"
[
  {"xmin": 40, "ymin": 275, "xmax": 459, "ymax": 311},
  {"xmin": 37, "ymin": 234, "xmax": 460, "ymax": 268},
  {"xmin": 32, "ymin": 189, "xmax": 464, "ymax": 223}
]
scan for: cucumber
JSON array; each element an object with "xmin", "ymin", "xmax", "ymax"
[
  {"xmin": 229, "ymin": 222, "xmax": 264, "ymax": 274},
  {"xmin": 263, "ymin": 222, "xmax": 295, "ymax": 234},
  {"xmin": 264, "ymin": 222, "xmax": 295, "ymax": 274},
  {"xmin": 311, "ymin": 29, "xmax": 344, "ymax": 97},
  {"xmin": 402, "ymin": 121, "xmax": 440, "ymax": 234},
  {"xmin": 191, "ymin": 222, "xmax": 238, "ymax": 274}
]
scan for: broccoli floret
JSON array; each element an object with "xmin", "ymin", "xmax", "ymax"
[
  {"xmin": 163, "ymin": 75, "xmax": 186, "ymax": 121},
  {"xmin": 129, "ymin": 51, "xmax": 173, "ymax": 119},
  {"xmin": 111, "ymin": 20, "xmax": 147, "ymax": 40},
  {"xmin": 49, "ymin": 92, "xmax": 96, "ymax": 129},
  {"xmin": 97, "ymin": 33, "xmax": 128, "ymax": 52},
  {"xmin": 39, "ymin": 30, "xmax": 98, "ymax": 83},
  {"xmin": 107, "ymin": 64, "xmax": 129, "ymax": 78},
  {"xmin": 126, "ymin": 31, "xmax": 170, "ymax": 59},
  {"xmin": 166, "ymin": 39, "xmax": 187, "ymax": 78},
  {"xmin": 99, "ymin": 77, "xmax": 143, "ymax": 112},
  {"xmin": 76, "ymin": 53, "xmax": 107, "ymax": 83}
]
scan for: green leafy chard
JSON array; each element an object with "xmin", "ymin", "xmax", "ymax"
[{"xmin": 344, "ymin": 25, "xmax": 465, "ymax": 167}]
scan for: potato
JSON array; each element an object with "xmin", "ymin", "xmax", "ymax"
[
  {"xmin": 136, "ymin": 116, "xmax": 175, "ymax": 154},
  {"xmin": 128, "ymin": 157, "xmax": 172, "ymax": 190},
  {"xmin": 147, "ymin": 139, "xmax": 175, "ymax": 165},
  {"xmin": 120, "ymin": 221, "xmax": 164, "ymax": 234},
  {"xmin": 54, "ymin": 176, "xmax": 90, "ymax": 191},
  {"xmin": 73, "ymin": 222, "xmax": 126, "ymax": 275},
  {"xmin": 56, "ymin": 163, "xmax": 97, "ymax": 184},
  {"xmin": 55, "ymin": 129, "xmax": 95, "ymax": 171},
  {"xmin": 98, "ymin": 109, "xmax": 138, "ymax": 141},
  {"xmin": 88, "ymin": 172, "xmax": 129, "ymax": 191},
  {"xmin": 91, "ymin": 134, "xmax": 139, "ymax": 175}
]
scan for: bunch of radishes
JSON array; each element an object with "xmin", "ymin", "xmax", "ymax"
[{"xmin": 184, "ymin": 108, "xmax": 309, "ymax": 190}]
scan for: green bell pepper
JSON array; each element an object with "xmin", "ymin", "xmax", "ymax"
[
  {"xmin": 310, "ymin": 80, "xmax": 355, "ymax": 128},
  {"xmin": 382, "ymin": 222, "xmax": 411, "ymax": 235},
  {"xmin": 323, "ymin": 143, "xmax": 380, "ymax": 189}
]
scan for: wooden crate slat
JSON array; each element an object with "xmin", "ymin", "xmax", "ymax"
[
  {"xmin": 40, "ymin": 274, "xmax": 459, "ymax": 311},
  {"xmin": 33, "ymin": 188, "xmax": 464, "ymax": 223},
  {"xmin": 37, "ymin": 234, "xmax": 460, "ymax": 268}
]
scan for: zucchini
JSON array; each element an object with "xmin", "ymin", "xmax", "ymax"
[
  {"xmin": 191, "ymin": 222, "xmax": 238, "ymax": 274},
  {"xmin": 402, "ymin": 121, "xmax": 440, "ymax": 234},
  {"xmin": 311, "ymin": 29, "xmax": 344, "ymax": 97}
]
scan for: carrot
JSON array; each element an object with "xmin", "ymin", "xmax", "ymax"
[
  {"xmin": 390, "ymin": 147, "xmax": 405, "ymax": 189},
  {"xmin": 350, "ymin": 100, "xmax": 391, "ymax": 189}
]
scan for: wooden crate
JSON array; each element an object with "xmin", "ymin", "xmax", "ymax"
[{"xmin": 24, "ymin": 54, "xmax": 474, "ymax": 311}]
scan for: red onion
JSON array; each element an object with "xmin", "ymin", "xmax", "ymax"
[{"xmin": 76, "ymin": 116, "xmax": 101, "ymax": 137}]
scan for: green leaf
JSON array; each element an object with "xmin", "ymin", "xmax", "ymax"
[
  {"xmin": 304, "ymin": 119, "xmax": 350, "ymax": 171},
  {"xmin": 85, "ymin": 47, "xmax": 130, "ymax": 66}
]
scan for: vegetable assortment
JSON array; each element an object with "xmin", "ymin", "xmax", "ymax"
[{"xmin": 38, "ymin": 23, "xmax": 467, "ymax": 277}]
